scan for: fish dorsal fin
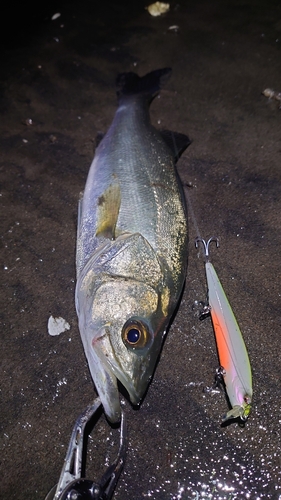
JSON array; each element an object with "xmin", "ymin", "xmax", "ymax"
[
  {"xmin": 95, "ymin": 182, "xmax": 121, "ymax": 239},
  {"xmin": 160, "ymin": 130, "xmax": 191, "ymax": 161}
]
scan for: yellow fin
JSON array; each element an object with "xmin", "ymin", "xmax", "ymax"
[{"xmin": 96, "ymin": 183, "xmax": 121, "ymax": 239}]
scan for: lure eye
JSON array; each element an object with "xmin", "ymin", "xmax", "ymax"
[
  {"xmin": 244, "ymin": 394, "xmax": 252, "ymax": 405},
  {"xmin": 122, "ymin": 319, "xmax": 151, "ymax": 349}
]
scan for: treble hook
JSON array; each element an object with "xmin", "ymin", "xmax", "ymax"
[{"xmin": 195, "ymin": 236, "xmax": 219, "ymax": 261}]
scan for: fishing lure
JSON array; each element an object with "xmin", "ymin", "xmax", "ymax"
[{"xmin": 195, "ymin": 237, "xmax": 252, "ymax": 423}]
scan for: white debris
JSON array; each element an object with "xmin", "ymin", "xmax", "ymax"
[
  {"xmin": 146, "ymin": 2, "xmax": 170, "ymax": 17},
  {"xmin": 262, "ymin": 88, "xmax": 281, "ymax": 102},
  {"xmin": 51, "ymin": 13, "xmax": 61, "ymax": 20},
  {"xmin": 48, "ymin": 316, "xmax": 70, "ymax": 336},
  {"xmin": 168, "ymin": 25, "xmax": 180, "ymax": 33}
]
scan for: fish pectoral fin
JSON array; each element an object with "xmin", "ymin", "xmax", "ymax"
[
  {"xmin": 160, "ymin": 130, "xmax": 191, "ymax": 161},
  {"xmin": 95, "ymin": 182, "xmax": 121, "ymax": 239}
]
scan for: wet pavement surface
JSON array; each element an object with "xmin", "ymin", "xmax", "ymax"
[{"xmin": 1, "ymin": 1, "xmax": 281, "ymax": 498}]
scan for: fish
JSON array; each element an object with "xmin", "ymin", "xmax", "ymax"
[
  {"xmin": 75, "ymin": 68, "xmax": 190, "ymax": 423},
  {"xmin": 195, "ymin": 237, "xmax": 252, "ymax": 423}
]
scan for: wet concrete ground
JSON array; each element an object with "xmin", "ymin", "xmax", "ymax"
[{"xmin": 1, "ymin": 0, "xmax": 281, "ymax": 498}]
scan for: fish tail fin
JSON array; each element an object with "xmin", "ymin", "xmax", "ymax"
[{"xmin": 116, "ymin": 68, "xmax": 172, "ymax": 104}]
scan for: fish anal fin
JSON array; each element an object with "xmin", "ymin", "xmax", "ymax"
[{"xmin": 95, "ymin": 182, "xmax": 121, "ymax": 239}]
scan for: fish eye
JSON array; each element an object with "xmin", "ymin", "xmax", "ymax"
[{"xmin": 122, "ymin": 318, "xmax": 151, "ymax": 349}]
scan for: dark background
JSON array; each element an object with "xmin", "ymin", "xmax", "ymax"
[{"xmin": 1, "ymin": 1, "xmax": 281, "ymax": 499}]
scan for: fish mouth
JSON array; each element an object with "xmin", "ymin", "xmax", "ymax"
[
  {"xmin": 87, "ymin": 345, "xmax": 121, "ymax": 423},
  {"xmin": 88, "ymin": 331, "xmax": 145, "ymax": 423}
]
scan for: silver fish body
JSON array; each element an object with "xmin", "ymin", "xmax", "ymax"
[{"xmin": 75, "ymin": 69, "xmax": 190, "ymax": 422}]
